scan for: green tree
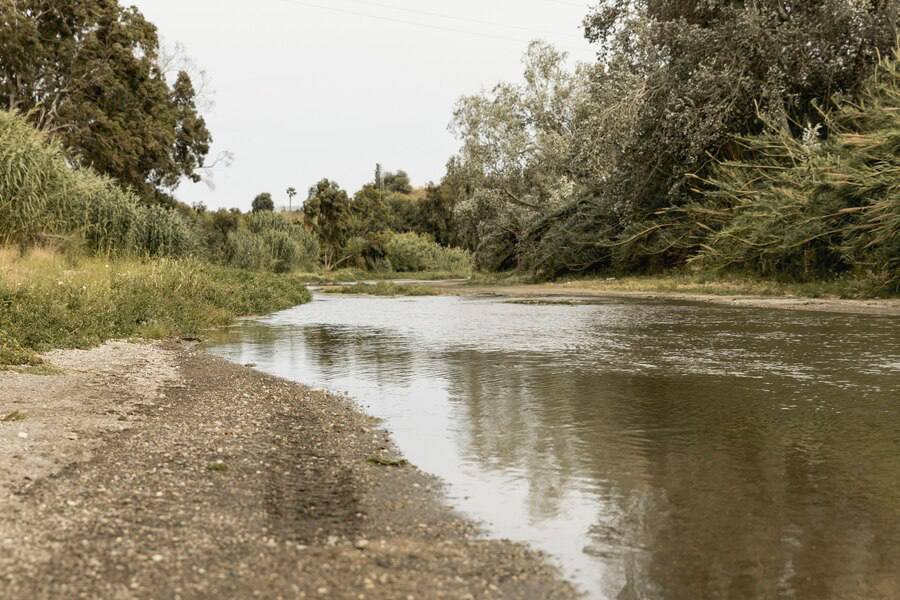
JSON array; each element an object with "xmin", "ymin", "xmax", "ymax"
[
  {"xmin": 304, "ymin": 179, "xmax": 353, "ymax": 269},
  {"xmin": 252, "ymin": 193, "xmax": 274, "ymax": 213},
  {"xmin": 383, "ymin": 170, "xmax": 412, "ymax": 194},
  {"xmin": 448, "ymin": 41, "xmax": 588, "ymax": 270},
  {"xmin": 581, "ymin": 0, "xmax": 898, "ymax": 217},
  {"xmin": 0, "ymin": 0, "xmax": 212, "ymax": 205},
  {"xmin": 353, "ymin": 185, "xmax": 390, "ymax": 234}
]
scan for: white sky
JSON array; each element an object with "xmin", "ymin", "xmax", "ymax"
[{"xmin": 130, "ymin": 0, "xmax": 596, "ymax": 211}]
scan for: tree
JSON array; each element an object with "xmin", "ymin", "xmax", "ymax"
[
  {"xmin": 383, "ymin": 170, "xmax": 412, "ymax": 194},
  {"xmin": 445, "ymin": 2, "xmax": 900, "ymax": 276},
  {"xmin": 0, "ymin": 0, "xmax": 212, "ymax": 205},
  {"xmin": 374, "ymin": 163, "xmax": 384, "ymax": 191},
  {"xmin": 448, "ymin": 41, "xmax": 589, "ymax": 270},
  {"xmin": 580, "ymin": 0, "xmax": 899, "ymax": 215},
  {"xmin": 286, "ymin": 187, "xmax": 297, "ymax": 212},
  {"xmin": 304, "ymin": 179, "xmax": 353, "ymax": 269},
  {"xmin": 252, "ymin": 193, "xmax": 274, "ymax": 213},
  {"xmin": 418, "ymin": 183, "xmax": 457, "ymax": 247},
  {"xmin": 353, "ymin": 185, "xmax": 390, "ymax": 234}
]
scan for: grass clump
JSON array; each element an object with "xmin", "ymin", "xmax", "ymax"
[
  {"xmin": 0, "ymin": 328, "xmax": 43, "ymax": 366},
  {"xmin": 322, "ymin": 281, "xmax": 439, "ymax": 296},
  {"xmin": 0, "ymin": 247, "xmax": 311, "ymax": 365}
]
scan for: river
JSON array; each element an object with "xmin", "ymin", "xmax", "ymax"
[{"xmin": 207, "ymin": 292, "xmax": 900, "ymax": 599}]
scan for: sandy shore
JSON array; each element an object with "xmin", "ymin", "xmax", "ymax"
[
  {"xmin": 0, "ymin": 341, "xmax": 576, "ymax": 599},
  {"xmin": 434, "ymin": 282, "xmax": 900, "ymax": 317}
]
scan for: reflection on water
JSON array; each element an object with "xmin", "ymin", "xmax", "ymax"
[{"xmin": 207, "ymin": 294, "xmax": 900, "ymax": 599}]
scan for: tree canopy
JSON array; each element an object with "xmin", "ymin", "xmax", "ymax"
[
  {"xmin": 443, "ymin": 0, "xmax": 900, "ymax": 278},
  {"xmin": 0, "ymin": 0, "xmax": 212, "ymax": 205},
  {"xmin": 303, "ymin": 179, "xmax": 352, "ymax": 269},
  {"xmin": 252, "ymin": 193, "xmax": 274, "ymax": 213}
]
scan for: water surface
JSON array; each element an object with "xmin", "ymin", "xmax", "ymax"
[{"xmin": 208, "ymin": 294, "xmax": 900, "ymax": 599}]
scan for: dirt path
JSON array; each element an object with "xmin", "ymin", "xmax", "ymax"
[{"xmin": 0, "ymin": 342, "xmax": 576, "ymax": 599}]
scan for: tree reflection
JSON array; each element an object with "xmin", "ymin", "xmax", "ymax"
[{"xmin": 444, "ymin": 348, "xmax": 900, "ymax": 599}]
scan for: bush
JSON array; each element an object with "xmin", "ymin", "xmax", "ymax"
[
  {"xmin": 383, "ymin": 232, "xmax": 473, "ymax": 274},
  {"xmin": 224, "ymin": 212, "xmax": 319, "ymax": 272}
]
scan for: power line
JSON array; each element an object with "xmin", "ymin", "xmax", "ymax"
[
  {"xmin": 537, "ymin": 0, "xmax": 590, "ymax": 7},
  {"xmin": 334, "ymin": 0, "xmax": 583, "ymax": 40},
  {"xmin": 271, "ymin": 0, "xmax": 587, "ymax": 52}
]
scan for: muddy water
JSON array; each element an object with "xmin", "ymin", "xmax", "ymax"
[{"xmin": 208, "ymin": 294, "xmax": 900, "ymax": 599}]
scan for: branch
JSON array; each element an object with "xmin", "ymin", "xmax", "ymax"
[{"xmin": 502, "ymin": 188, "xmax": 542, "ymax": 210}]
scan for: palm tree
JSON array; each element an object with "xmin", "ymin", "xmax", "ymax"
[{"xmin": 286, "ymin": 187, "xmax": 297, "ymax": 212}]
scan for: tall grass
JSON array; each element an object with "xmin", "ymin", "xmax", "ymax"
[
  {"xmin": 0, "ymin": 247, "xmax": 311, "ymax": 365},
  {"xmin": 0, "ymin": 110, "xmax": 197, "ymax": 257}
]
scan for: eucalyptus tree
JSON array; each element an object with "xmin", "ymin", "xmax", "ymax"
[{"xmin": 448, "ymin": 41, "xmax": 598, "ymax": 270}]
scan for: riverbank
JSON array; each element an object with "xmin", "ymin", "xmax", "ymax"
[
  {"xmin": 0, "ymin": 341, "xmax": 577, "ymax": 598},
  {"xmin": 328, "ymin": 276, "xmax": 900, "ymax": 317},
  {"xmin": 0, "ymin": 247, "xmax": 312, "ymax": 366},
  {"xmin": 455, "ymin": 282, "xmax": 900, "ymax": 316}
]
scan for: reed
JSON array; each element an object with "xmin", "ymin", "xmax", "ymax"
[{"xmin": 0, "ymin": 110, "xmax": 197, "ymax": 257}]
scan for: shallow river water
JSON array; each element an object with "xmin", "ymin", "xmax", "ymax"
[{"xmin": 208, "ymin": 293, "xmax": 900, "ymax": 599}]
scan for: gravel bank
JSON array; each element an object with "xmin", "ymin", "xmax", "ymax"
[{"xmin": 0, "ymin": 341, "xmax": 577, "ymax": 599}]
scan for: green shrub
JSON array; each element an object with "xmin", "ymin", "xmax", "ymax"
[
  {"xmin": 383, "ymin": 232, "xmax": 472, "ymax": 274},
  {"xmin": 224, "ymin": 212, "xmax": 319, "ymax": 272},
  {"xmin": 224, "ymin": 229, "xmax": 270, "ymax": 271}
]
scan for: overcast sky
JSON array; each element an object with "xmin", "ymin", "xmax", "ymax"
[{"xmin": 130, "ymin": 0, "xmax": 596, "ymax": 211}]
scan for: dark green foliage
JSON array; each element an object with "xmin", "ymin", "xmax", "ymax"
[
  {"xmin": 352, "ymin": 182, "xmax": 458, "ymax": 247},
  {"xmin": 444, "ymin": 1, "xmax": 899, "ymax": 286},
  {"xmin": 0, "ymin": 0, "xmax": 212, "ymax": 203},
  {"xmin": 304, "ymin": 179, "xmax": 353, "ymax": 269},
  {"xmin": 383, "ymin": 170, "xmax": 412, "ymax": 194},
  {"xmin": 251, "ymin": 193, "xmax": 275, "ymax": 213}
]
